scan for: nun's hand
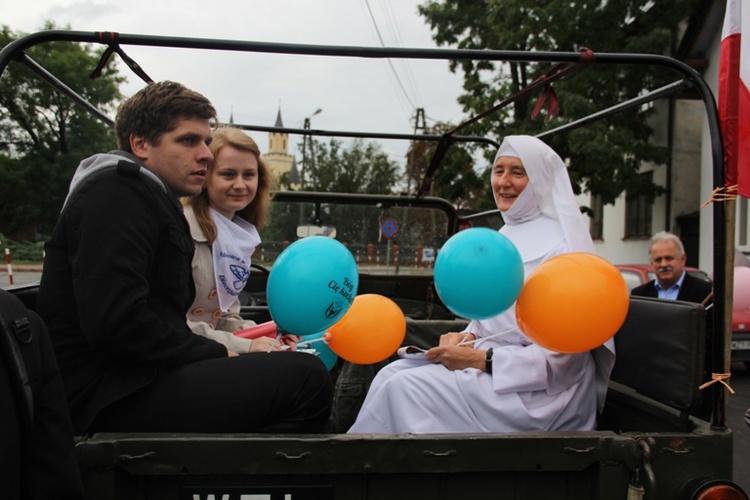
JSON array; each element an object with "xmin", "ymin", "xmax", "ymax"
[
  {"xmin": 438, "ymin": 331, "xmax": 475, "ymax": 347},
  {"xmin": 425, "ymin": 345, "xmax": 484, "ymax": 371}
]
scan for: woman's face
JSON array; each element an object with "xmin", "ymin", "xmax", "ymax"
[
  {"xmin": 492, "ymin": 156, "xmax": 529, "ymax": 212},
  {"xmin": 206, "ymin": 145, "xmax": 259, "ymax": 219}
]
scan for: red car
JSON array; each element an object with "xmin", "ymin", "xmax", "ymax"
[{"xmin": 616, "ymin": 264, "xmax": 750, "ymax": 369}]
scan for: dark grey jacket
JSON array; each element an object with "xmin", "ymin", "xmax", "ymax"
[{"xmin": 37, "ymin": 152, "xmax": 226, "ymax": 434}]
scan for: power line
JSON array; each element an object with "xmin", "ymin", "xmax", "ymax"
[
  {"xmin": 363, "ymin": 0, "xmax": 417, "ymax": 110},
  {"xmin": 380, "ymin": 0, "xmax": 423, "ymax": 107}
]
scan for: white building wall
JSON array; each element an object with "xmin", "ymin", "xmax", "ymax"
[
  {"xmin": 576, "ymin": 85, "xmax": 707, "ymax": 269},
  {"xmin": 588, "ymin": 171, "xmax": 667, "ymax": 265},
  {"xmin": 698, "ymin": 28, "xmax": 720, "ymax": 274},
  {"xmin": 592, "ymin": 196, "xmax": 653, "ymax": 264},
  {"xmin": 578, "ymin": 159, "xmax": 668, "ymax": 266}
]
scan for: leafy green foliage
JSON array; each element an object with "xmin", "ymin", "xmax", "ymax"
[
  {"xmin": 266, "ymin": 138, "xmax": 403, "ymax": 247},
  {"xmin": 0, "ymin": 233, "xmax": 45, "ymax": 262},
  {"xmin": 405, "ymin": 124, "xmax": 488, "ymax": 211},
  {"xmin": 297, "ymin": 138, "xmax": 401, "ymax": 194},
  {"xmin": 0, "ymin": 22, "xmax": 124, "ymax": 238},
  {"xmin": 417, "ymin": 0, "xmax": 696, "ymax": 203}
]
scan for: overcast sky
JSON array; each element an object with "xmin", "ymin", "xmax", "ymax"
[{"xmin": 3, "ymin": 0, "xmax": 473, "ymax": 168}]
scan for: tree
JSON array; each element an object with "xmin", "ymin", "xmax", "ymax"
[
  {"xmin": 405, "ymin": 124, "xmax": 488, "ymax": 212},
  {"xmin": 300, "ymin": 138, "xmax": 401, "ymax": 194},
  {"xmin": 265, "ymin": 138, "xmax": 402, "ymax": 249},
  {"xmin": 0, "ymin": 23, "xmax": 124, "ymax": 239},
  {"xmin": 417, "ymin": 0, "xmax": 697, "ymax": 205}
]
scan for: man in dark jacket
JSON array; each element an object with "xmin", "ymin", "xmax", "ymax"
[
  {"xmin": 631, "ymin": 231, "xmax": 712, "ymax": 304},
  {"xmin": 631, "ymin": 230, "xmax": 713, "ymax": 419},
  {"xmin": 37, "ymin": 81, "xmax": 332, "ymax": 435}
]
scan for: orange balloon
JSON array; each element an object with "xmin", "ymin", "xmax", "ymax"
[
  {"xmin": 327, "ymin": 294, "xmax": 406, "ymax": 364},
  {"xmin": 515, "ymin": 253, "xmax": 629, "ymax": 353}
]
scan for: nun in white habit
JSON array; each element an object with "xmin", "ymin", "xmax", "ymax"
[{"xmin": 348, "ymin": 135, "xmax": 616, "ymax": 434}]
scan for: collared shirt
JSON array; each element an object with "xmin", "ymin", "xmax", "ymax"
[{"xmin": 655, "ymin": 270, "xmax": 687, "ymax": 300}]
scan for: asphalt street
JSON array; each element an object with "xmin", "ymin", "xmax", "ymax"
[
  {"xmin": 1, "ymin": 271, "xmax": 41, "ymax": 288},
  {"xmin": 728, "ymin": 361, "xmax": 750, "ymax": 494}
]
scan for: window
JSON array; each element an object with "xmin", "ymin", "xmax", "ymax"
[
  {"xmin": 590, "ymin": 194, "xmax": 604, "ymax": 240},
  {"xmin": 624, "ymin": 172, "xmax": 653, "ymax": 238}
]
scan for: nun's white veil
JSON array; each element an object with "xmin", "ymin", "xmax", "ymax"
[{"xmin": 494, "ymin": 135, "xmax": 595, "ymax": 254}]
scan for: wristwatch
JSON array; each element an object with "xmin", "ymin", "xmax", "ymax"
[{"xmin": 485, "ymin": 347, "xmax": 493, "ymax": 374}]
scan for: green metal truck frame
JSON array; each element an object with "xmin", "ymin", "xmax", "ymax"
[{"xmin": 1, "ymin": 30, "xmax": 746, "ymax": 499}]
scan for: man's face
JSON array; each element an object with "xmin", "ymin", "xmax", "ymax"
[
  {"xmin": 649, "ymin": 240, "xmax": 686, "ymax": 289},
  {"xmin": 131, "ymin": 117, "xmax": 213, "ymax": 197}
]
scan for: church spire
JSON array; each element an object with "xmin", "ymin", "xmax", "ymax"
[{"xmin": 265, "ymin": 105, "xmax": 294, "ymax": 188}]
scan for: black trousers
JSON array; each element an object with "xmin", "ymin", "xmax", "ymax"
[{"xmin": 89, "ymin": 351, "xmax": 333, "ymax": 433}]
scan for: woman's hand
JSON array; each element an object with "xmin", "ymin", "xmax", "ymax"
[
  {"xmin": 279, "ymin": 334, "xmax": 300, "ymax": 351},
  {"xmin": 425, "ymin": 345, "xmax": 486, "ymax": 372},
  {"xmin": 248, "ymin": 336, "xmax": 284, "ymax": 352}
]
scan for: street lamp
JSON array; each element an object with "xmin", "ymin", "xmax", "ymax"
[
  {"xmin": 305, "ymin": 108, "xmax": 322, "ymax": 127},
  {"xmin": 301, "ymin": 108, "xmax": 322, "ymax": 188}
]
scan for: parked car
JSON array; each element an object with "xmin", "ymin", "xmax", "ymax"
[{"xmin": 616, "ymin": 264, "xmax": 750, "ymax": 369}]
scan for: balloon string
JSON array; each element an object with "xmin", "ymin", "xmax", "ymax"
[
  {"xmin": 297, "ymin": 337, "xmax": 327, "ymax": 348},
  {"xmin": 458, "ymin": 327, "xmax": 518, "ymax": 346},
  {"xmin": 266, "ymin": 337, "xmax": 280, "ymax": 353}
]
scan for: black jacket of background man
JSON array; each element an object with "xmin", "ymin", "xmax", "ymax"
[
  {"xmin": 37, "ymin": 152, "xmax": 226, "ymax": 434},
  {"xmin": 631, "ymin": 272, "xmax": 713, "ymax": 304}
]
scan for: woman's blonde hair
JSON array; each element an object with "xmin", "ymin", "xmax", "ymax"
[{"xmin": 183, "ymin": 126, "xmax": 273, "ymax": 243}]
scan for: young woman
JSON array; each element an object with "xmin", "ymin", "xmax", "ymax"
[
  {"xmin": 183, "ymin": 126, "xmax": 282, "ymax": 354},
  {"xmin": 348, "ymin": 135, "xmax": 616, "ymax": 434}
]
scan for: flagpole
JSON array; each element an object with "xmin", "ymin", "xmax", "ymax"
[
  {"xmin": 710, "ymin": 0, "xmax": 742, "ymax": 430},
  {"xmin": 713, "ymin": 199, "xmax": 736, "ymax": 429}
]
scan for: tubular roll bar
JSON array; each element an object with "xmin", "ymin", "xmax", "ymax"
[
  {"xmin": 232, "ymin": 123, "xmax": 501, "ymax": 149},
  {"xmin": 0, "ymin": 30, "xmax": 729, "ymax": 428}
]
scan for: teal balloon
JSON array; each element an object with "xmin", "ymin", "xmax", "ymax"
[
  {"xmin": 434, "ymin": 228, "xmax": 524, "ymax": 319},
  {"xmin": 298, "ymin": 331, "xmax": 339, "ymax": 371},
  {"xmin": 267, "ymin": 236, "xmax": 358, "ymax": 336}
]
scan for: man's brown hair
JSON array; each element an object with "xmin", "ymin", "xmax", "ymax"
[{"xmin": 115, "ymin": 81, "xmax": 217, "ymax": 152}]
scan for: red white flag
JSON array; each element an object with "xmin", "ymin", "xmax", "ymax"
[{"xmin": 720, "ymin": 0, "xmax": 750, "ymax": 197}]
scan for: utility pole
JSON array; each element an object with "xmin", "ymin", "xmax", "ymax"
[{"xmin": 407, "ymin": 108, "xmax": 426, "ymax": 194}]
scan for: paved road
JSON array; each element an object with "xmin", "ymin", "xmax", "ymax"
[
  {"xmin": 0, "ymin": 270, "xmax": 41, "ymax": 288},
  {"xmin": 728, "ymin": 361, "xmax": 750, "ymax": 493}
]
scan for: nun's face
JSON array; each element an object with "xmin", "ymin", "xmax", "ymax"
[{"xmin": 492, "ymin": 156, "xmax": 529, "ymax": 211}]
